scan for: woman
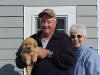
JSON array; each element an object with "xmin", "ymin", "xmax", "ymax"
[{"xmin": 69, "ymin": 24, "xmax": 100, "ymax": 75}]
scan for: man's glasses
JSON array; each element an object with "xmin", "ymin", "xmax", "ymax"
[{"xmin": 70, "ymin": 35, "xmax": 82, "ymax": 39}]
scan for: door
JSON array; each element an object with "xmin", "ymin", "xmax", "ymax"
[{"xmin": 24, "ymin": 6, "xmax": 76, "ymax": 75}]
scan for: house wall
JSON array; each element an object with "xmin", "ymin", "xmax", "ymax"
[
  {"xmin": 0, "ymin": 0, "xmax": 97, "ymax": 75},
  {"xmin": 0, "ymin": 6, "xmax": 24, "ymax": 75},
  {"xmin": 77, "ymin": 6, "xmax": 97, "ymax": 50}
]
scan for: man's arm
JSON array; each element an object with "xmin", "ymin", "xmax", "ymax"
[{"xmin": 48, "ymin": 34, "xmax": 75, "ymax": 70}]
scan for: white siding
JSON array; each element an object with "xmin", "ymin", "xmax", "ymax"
[
  {"xmin": 0, "ymin": 6, "xmax": 23, "ymax": 16},
  {"xmin": 77, "ymin": 6, "xmax": 96, "ymax": 16},
  {"xmin": 76, "ymin": 0, "xmax": 96, "ymax": 5},
  {"xmin": 0, "ymin": 28, "xmax": 23, "ymax": 38},
  {"xmin": 0, "ymin": 5, "xmax": 24, "ymax": 75},
  {"xmin": 0, "ymin": 17, "xmax": 23, "ymax": 27},
  {"xmin": 77, "ymin": 17, "xmax": 97, "ymax": 27}
]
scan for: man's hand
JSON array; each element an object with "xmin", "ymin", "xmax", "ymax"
[
  {"xmin": 36, "ymin": 47, "xmax": 50, "ymax": 59},
  {"xmin": 29, "ymin": 47, "xmax": 51, "ymax": 59}
]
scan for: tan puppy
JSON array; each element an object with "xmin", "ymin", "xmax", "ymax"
[{"xmin": 21, "ymin": 37, "xmax": 38, "ymax": 75}]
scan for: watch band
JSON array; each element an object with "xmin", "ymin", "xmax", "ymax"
[{"xmin": 47, "ymin": 51, "xmax": 53, "ymax": 58}]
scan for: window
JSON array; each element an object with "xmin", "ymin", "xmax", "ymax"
[{"xmin": 36, "ymin": 16, "xmax": 67, "ymax": 32}]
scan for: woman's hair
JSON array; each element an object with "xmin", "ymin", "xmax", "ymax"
[{"xmin": 70, "ymin": 24, "xmax": 87, "ymax": 37}]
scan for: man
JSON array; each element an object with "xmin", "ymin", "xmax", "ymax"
[{"xmin": 16, "ymin": 9, "xmax": 75, "ymax": 75}]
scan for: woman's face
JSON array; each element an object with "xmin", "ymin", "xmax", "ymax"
[{"xmin": 70, "ymin": 32, "xmax": 86, "ymax": 48}]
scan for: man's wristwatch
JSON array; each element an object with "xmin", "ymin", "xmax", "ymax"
[{"xmin": 47, "ymin": 51, "xmax": 53, "ymax": 58}]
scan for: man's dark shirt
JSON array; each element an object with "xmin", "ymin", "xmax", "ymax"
[{"xmin": 16, "ymin": 30, "xmax": 75, "ymax": 75}]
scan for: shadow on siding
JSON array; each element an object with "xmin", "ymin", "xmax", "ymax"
[{"xmin": 0, "ymin": 64, "xmax": 21, "ymax": 75}]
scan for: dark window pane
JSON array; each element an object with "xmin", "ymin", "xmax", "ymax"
[
  {"xmin": 36, "ymin": 17, "xmax": 67, "ymax": 32},
  {"xmin": 37, "ymin": 18, "xmax": 40, "ymax": 29},
  {"xmin": 56, "ymin": 17, "xmax": 66, "ymax": 29}
]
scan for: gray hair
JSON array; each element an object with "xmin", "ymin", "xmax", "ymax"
[{"xmin": 70, "ymin": 24, "xmax": 87, "ymax": 37}]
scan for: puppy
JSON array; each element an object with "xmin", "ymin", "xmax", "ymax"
[{"xmin": 21, "ymin": 37, "xmax": 38, "ymax": 75}]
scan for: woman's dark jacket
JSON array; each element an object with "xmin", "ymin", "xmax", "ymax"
[{"xmin": 16, "ymin": 30, "xmax": 75, "ymax": 75}]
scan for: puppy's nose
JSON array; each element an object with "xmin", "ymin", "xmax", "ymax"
[{"xmin": 27, "ymin": 47, "xmax": 30, "ymax": 50}]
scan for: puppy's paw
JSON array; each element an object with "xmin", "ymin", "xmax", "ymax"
[
  {"xmin": 26, "ymin": 66, "xmax": 32, "ymax": 75},
  {"xmin": 26, "ymin": 60, "xmax": 31, "ymax": 65},
  {"xmin": 32, "ymin": 57, "xmax": 37, "ymax": 63},
  {"xmin": 32, "ymin": 53, "xmax": 38, "ymax": 63}
]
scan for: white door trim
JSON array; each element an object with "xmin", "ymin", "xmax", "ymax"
[{"xmin": 97, "ymin": 0, "xmax": 100, "ymax": 54}]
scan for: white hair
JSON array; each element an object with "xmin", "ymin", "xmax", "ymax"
[{"xmin": 70, "ymin": 24, "xmax": 87, "ymax": 37}]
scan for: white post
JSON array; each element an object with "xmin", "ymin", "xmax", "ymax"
[{"xmin": 97, "ymin": 0, "xmax": 100, "ymax": 55}]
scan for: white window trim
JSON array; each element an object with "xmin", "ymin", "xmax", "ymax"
[
  {"xmin": 97, "ymin": 0, "xmax": 100, "ymax": 54},
  {"xmin": 24, "ymin": 6, "xmax": 76, "ymax": 75}
]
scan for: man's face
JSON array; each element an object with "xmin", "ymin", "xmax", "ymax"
[{"xmin": 40, "ymin": 16, "xmax": 56, "ymax": 36}]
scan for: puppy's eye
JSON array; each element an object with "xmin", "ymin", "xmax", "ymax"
[
  {"xmin": 29, "ymin": 43, "xmax": 33, "ymax": 45},
  {"xmin": 25, "ymin": 43, "xmax": 27, "ymax": 46}
]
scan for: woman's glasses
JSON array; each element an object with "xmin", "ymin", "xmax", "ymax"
[{"xmin": 70, "ymin": 35, "xmax": 82, "ymax": 39}]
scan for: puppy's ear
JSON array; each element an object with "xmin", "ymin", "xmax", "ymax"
[
  {"xmin": 21, "ymin": 40, "xmax": 25, "ymax": 49},
  {"xmin": 20, "ymin": 50, "xmax": 23, "ymax": 56},
  {"xmin": 20, "ymin": 40, "xmax": 25, "ymax": 56},
  {"xmin": 33, "ymin": 39, "xmax": 38, "ymax": 48}
]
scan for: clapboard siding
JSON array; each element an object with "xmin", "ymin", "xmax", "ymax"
[
  {"xmin": 0, "ymin": 60, "xmax": 23, "ymax": 71},
  {"xmin": 0, "ymin": 28, "xmax": 23, "ymax": 38},
  {"xmin": 0, "ymin": 0, "xmax": 96, "ymax": 5},
  {"xmin": 22, "ymin": 0, "xmax": 76, "ymax": 6},
  {"xmin": 0, "ymin": 39, "xmax": 23, "ymax": 49},
  {"xmin": 76, "ymin": 0, "xmax": 96, "ymax": 5},
  {"xmin": 86, "ymin": 28, "xmax": 97, "ymax": 38},
  {"xmin": 77, "ymin": 17, "xmax": 97, "ymax": 27},
  {"xmin": 0, "ymin": 6, "xmax": 23, "ymax": 16},
  {"xmin": 77, "ymin": 5, "xmax": 97, "ymax": 51},
  {"xmin": 0, "ymin": 17, "xmax": 23, "ymax": 27},
  {"xmin": 0, "ymin": 5, "xmax": 24, "ymax": 75},
  {"xmin": 0, "ymin": 50, "xmax": 18, "ymax": 60},
  {"xmin": 0, "ymin": 0, "xmax": 76, "ymax": 6},
  {"xmin": 86, "ymin": 39, "xmax": 98, "ymax": 50},
  {"xmin": 0, "ymin": 0, "xmax": 22, "ymax": 5},
  {"xmin": 77, "ymin": 6, "xmax": 96, "ymax": 16}
]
